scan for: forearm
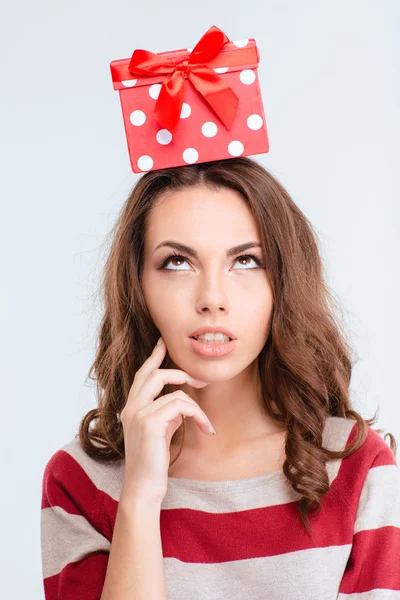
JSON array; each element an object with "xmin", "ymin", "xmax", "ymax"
[{"xmin": 100, "ymin": 491, "xmax": 166, "ymax": 600}]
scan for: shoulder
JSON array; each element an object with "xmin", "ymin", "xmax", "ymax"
[
  {"xmin": 40, "ymin": 437, "xmax": 122, "ymax": 593},
  {"xmin": 323, "ymin": 415, "xmax": 398, "ymax": 506},
  {"xmin": 41, "ymin": 436, "xmax": 124, "ymax": 513},
  {"xmin": 323, "ymin": 414, "xmax": 397, "ymax": 467}
]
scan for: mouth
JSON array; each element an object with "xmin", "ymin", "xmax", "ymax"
[
  {"xmin": 190, "ymin": 335, "xmax": 233, "ymax": 342},
  {"xmin": 189, "ymin": 334, "xmax": 237, "ymax": 357}
]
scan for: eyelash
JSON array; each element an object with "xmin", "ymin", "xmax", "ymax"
[{"xmin": 157, "ymin": 251, "xmax": 265, "ymax": 271}]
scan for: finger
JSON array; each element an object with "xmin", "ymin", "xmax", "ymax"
[
  {"xmin": 129, "ymin": 337, "xmax": 168, "ymax": 396},
  {"xmin": 123, "ymin": 368, "xmax": 208, "ymax": 419},
  {"xmin": 141, "ymin": 390, "xmax": 211, "ymax": 425},
  {"xmin": 132, "ymin": 337, "xmax": 206, "ymax": 396},
  {"xmin": 142, "ymin": 397, "xmax": 215, "ymax": 437},
  {"xmin": 135, "ymin": 367, "xmax": 208, "ymax": 410}
]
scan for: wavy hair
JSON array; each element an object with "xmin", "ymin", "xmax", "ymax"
[{"xmin": 78, "ymin": 157, "xmax": 396, "ymax": 534}]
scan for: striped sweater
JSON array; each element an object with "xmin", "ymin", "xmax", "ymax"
[{"xmin": 40, "ymin": 415, "xmax": 400, "ymax": 599}]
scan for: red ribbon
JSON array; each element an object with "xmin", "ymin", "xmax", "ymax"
[{"xmin": 128, "ymin": 25, "xmax": 239, "ymax": 134}]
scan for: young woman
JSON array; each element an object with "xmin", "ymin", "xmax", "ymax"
[{"xmin": 40, "ymin": 157, "xmax": 399, "ymax": 599}]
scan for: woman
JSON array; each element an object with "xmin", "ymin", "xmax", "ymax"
[{"xmin": 40, "ymin": 157, "xmax": 399, "ymax": 599}]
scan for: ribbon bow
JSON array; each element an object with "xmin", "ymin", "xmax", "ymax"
[{"xmin": 128, "ymin": 25, "xmax": 239, "ymax": 134}]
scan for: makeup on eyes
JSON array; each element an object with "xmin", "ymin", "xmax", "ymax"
[{"xmin": 157, "ymin": 251, "xmax": 265, "ymax": 271}]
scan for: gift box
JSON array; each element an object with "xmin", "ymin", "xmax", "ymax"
[{"xmin": 110, "ymin": 25, "xmax": 269, "ymax": 173}]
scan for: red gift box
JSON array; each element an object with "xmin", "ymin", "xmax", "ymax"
[{"xmin": 110, "ymin": 25, "xmax": 270, "ymax": 173}]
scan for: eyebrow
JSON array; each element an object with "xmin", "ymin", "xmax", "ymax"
[{"xmin": 152, "ymin": 240, "xmax": 262, "ymax": 259}]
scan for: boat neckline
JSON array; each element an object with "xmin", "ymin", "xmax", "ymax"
[{"xmin": 166, "ymin": 467, "xmax": 286, "ymax": 492}]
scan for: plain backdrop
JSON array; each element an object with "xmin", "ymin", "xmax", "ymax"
[{"xmin": 0, "ymin": 1, "xmax": 398, "ymax": 597}]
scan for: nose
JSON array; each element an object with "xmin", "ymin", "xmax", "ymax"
[{"xmin": 195, "ymin": 270, "xmax": 230, "ymax": 314}]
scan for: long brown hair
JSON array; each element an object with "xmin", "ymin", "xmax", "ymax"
[{"xmin": 78, "ymin": 157, "xmax": 396, "ymax": 534}]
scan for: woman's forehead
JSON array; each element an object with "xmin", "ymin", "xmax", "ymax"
[{"xmin": 148, "ymin": 187, "xmax": 256, "ymax": 231}]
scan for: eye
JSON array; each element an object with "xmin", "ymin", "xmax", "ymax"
[
  {"xmin": 157, "ymin": 252, "xmax": 265, "ymax": 271},
  {"xmin": 234, "ymin": 254, "xmax": 264, "ymax": 269}
]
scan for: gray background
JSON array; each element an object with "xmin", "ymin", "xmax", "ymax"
[{"xmin": 1, "ymin": 1, "xmax": 398, "ymax": 597}]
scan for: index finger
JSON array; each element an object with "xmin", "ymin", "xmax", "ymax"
[{"xmin": 131, "ymin": 337, "xmax": 206, "ymax": 397}]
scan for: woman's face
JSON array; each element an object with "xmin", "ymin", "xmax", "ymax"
[{"xmin": 141, "ymin": 185, "xmax": 274, "ymax": 383}]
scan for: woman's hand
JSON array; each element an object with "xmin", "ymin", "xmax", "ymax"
[{"xmin": 119, "ymin": 337, "xmax": 215, "ymax": 505}]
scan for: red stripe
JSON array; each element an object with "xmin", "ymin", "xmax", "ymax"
[
  {"xmin": 159, "ymin": 495, "xmax": 352, "ymax": 562},
  {"xmin": 41, "ymin": 449, "xmax": 115, "ymax": 542},
  {"xmin": 42, "ymin": 422, "xmax": 398, "ymax": 594},
  {"xmin": 155, "ymin": 423, "xmax": 397, "ymax": 563},
  {"xmin": 42, "ymin": 450, "xmax": 98, "ymax": 514},
  {"xmin": 43, "ymin": 552, "xmax": 109, "ymax": 600},
  {"xmin": 326, "ymin": 422, "xmax": 397, "ymax": 516},
  {"xmin": 373, "ymin": 444, "xmax": 397, "ymax": 467},
  {"xmin": 339, "ymin": 525, "xmax": 400, "ymax": 593}
]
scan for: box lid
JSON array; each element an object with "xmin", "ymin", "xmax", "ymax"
[{"xmin": 110, "ymin": 38, "xmax": 260, "ymax": 91}]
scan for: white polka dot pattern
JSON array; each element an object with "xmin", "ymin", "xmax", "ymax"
[
  {"xmin": 240, "ymin": 70, "xmax": 256, "ymax": 85},
  {"xmin": 214, "ymin": 67, "xmax": 229, "ymax": 74},
  {"xmin": 121, "ymin": 79, "xmax": 137, "ymax": 87},
  {"xmin": 137, "ymin": 155, "xmax": 154, "ymax": 171},
  {"xmin": 180, "ymin": 103, "xmax": 191, "ymax": 119},
  {"xmin": 130, "ymin": 110, "xmax": 146, "ymax": 126},
  {"xmin": 149, "ymin": 84, "xmax": 162, "ymax": 99},
  {"xmin": 156, "ymin": 129, "xmax": 173, "ymax": 145},
  {"xmin": 228, "ymin": 141, "xmax": 244, "ymax": 156},
  {"xmin": 247, "ymin": 114, "xmax": 263, "ymax": 130},
  {"xmin": 233, "ymin": 39, "xmax": 249, "ymax": 48},
  {"xmin": 182, "ymin": 148, "xmax": 199, "ymax": 163},
  {"xmin": 201, "ymin": 122, "xmax": 218, "ymax": 138}
]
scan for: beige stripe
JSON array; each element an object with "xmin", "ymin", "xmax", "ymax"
[
  {"xmin": 162, "ymin": 472, "xmax": 300, "ymax": 511},
  {"xmin": 61, "ymin": 436, "xmax": 124, "ymax": 496},
  {"xmin": 41, "ymin": 505, "xmax": 110, "ymax": 579},
  {"xmin": 323, "ymin": 415, "xmax": 358, "ymax": 481},
  {"xmin": 59, "ymin": 416, "xmax": 356, "ymax": 510},
  {"xmin": 354, "ymin": 463, "xmax": 400, "ymax": 533},
  {"xmin": 163, "ymin": 543, "xmax": 352, "ymax": 600},
  {"xmin": 161, "ymin": 416, "xmax": 356, "ymax": 511},
  {"xmin": 323, "ymin": 415, "xmax": 357, "ymax": 453},
  {"xmin": 323, "ymin": 416, "xmax": 358, "ymax": 500}
]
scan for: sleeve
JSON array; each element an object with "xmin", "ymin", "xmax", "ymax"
[
  {"xmin": 338, "ymin": 437, "xmax": 400, "ymax": 597},
  {"xmin": 40, "ymin": 448, "xmax": 112, "ymax": 600}
]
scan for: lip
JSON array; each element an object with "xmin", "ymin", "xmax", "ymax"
[
  {"xmin": 189, "ymin": 336, "xmax": 237, "ymax": 357},
  {"xmin": 188, "ymin": 326, "xmax": 237, "ymax": 340}
]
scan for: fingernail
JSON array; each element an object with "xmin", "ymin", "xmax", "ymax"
[{"xmin": 157, "ymin": 337, "xmax": 163, "ymax": 346}]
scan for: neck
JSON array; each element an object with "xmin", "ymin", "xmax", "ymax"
[{"xmin": 175, "ymin": 360, "xmax": 285, "ymax": 453}]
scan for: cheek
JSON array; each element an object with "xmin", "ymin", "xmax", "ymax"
[
  {"xmin": 141, "ymin": 273, "xmax": 166, "ymax": 327},
  {"xmin": 145, "ymin": 286, "xmax": 188, "ymax": 330},
  {"xmin": 249, "ymin": 292, "xmax": 274, "ymax": 336},
  {"xmin": 241, "ymin": 278, "xmax": 273, "ymax": 307}
]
